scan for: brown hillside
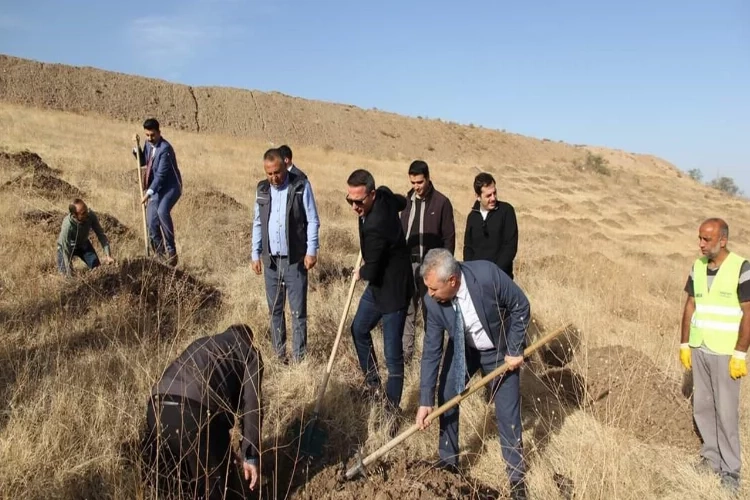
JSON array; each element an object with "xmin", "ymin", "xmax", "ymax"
[{"xmin": 0, "ymin": 53, "xmax": 679, "ymax": 174}]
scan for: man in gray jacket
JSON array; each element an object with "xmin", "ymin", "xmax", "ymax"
[
  {"xmin": 56, "ymin": 198, "xmax": 114, "ymax": 276},
  {"xmin": 415, "ymin": 248, "xmax": 531, "ymax": 500}
]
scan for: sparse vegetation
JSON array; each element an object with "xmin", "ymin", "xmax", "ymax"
[
  {"xmin": 687, "ymin": 168, "xmax": 703, "ymax": 181},
  {"xmin": 573, "ymin": 151, "xmax": 611, "ymax": 176},
  {"xmin": 708, "ymin": 175, "xmax": 742, "ymax": 196}
]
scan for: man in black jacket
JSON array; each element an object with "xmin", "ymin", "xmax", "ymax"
[
  {"xmin": 141, "ymin": 324, "xmax": 263, "ymax": 499},
  {"xmin": 400, "ymin": 160, "xmax": 456, "ymax": 363},
  {"xmin": 347, "ymin": 169, "xmax": 414, "ymax": 417},
  {"xmin": 463, "ymin": 172, "xmax": 519, "ymax": 280}
]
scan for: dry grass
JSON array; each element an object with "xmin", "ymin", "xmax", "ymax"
[{"xmin": 1, "ymin": 102, "xmax": 750, "ymax": 499}]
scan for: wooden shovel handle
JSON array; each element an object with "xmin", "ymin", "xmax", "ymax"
[
  {"xmin": 344, "ymin": 322, "xmax": 575, "ymax": 479},
  {"xmin": 134, "ymin": 138, "xmax": 150, "ymax": 256},
  {"xmin": 312, "ymin": 251, "xmax": 363, "ymax": 415}
]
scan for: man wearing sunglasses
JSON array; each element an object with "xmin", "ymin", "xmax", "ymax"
[
  {"xmin": 463, "ymin": 172, "xmax": 518, "ymax": 281},
  {"xmin": 346, "ymin": 169, "xmax": 413, "ymax": 434}
]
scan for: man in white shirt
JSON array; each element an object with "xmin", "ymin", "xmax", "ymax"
[{"xmin": 415, "ymin": 248, "xmax": 531, "ymax": 500}]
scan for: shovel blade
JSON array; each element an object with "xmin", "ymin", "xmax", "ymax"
[{"xmin": 294, "ymin": 416, "xmax": 328, "ymax": 458}]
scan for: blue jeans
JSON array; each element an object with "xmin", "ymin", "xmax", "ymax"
[
  {"xmin": 438, "ymin": 340, "xmax": 525, "ymax": 483},
  {"xmin": 350, "ymin": 286, "xmax": 407, "ymax": 408},
  {"xmin": 147, "ymin": 187, "xmax": 181, "ymax": 256},
  {"xmin": 263, "ymin": 256, "xmax": 308, "ymax": 361},
  {"xmin": 56, "ymin": 242, "xmax": 100, "ymax": 276}
]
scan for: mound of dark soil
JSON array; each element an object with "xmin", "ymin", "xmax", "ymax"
[
  {"xmin": 3, "ymin": 170, "xmax": 82, "ymax": 199},
  {"xmin": 2, "ymin": 258, "xmax": 221, "ymax": 336},
  {"xmin": 21, "ymin": 208, "xmax": 63, "ymax": 232},
  {"xmin": 180, "ymin": 189, "xmax": 251, "ymax": 268},
  {"xmin": 310, "ymin": 256, "xmax": 355, "ymax": 288},
  {"xmin": 585, "ymin": 345, "xmax": 699, "ymax": 450},
  {"xmin": 0, "ymin": 150, "xmax": 57, "ymax": 174},
  {"xmin": 290, "ymin": 458, "xmax": 500, "ymax": 500}
]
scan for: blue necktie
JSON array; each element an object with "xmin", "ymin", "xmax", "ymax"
[{"xmin": 452, "ymin": 298, "xmax": 467, "ymax": 394}]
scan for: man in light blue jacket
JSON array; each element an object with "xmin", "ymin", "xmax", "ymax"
[{"xmin": 133, "ymin": 118, "xmax": 182, "ymax": 266}]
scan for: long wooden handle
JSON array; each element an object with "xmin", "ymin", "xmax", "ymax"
[
  {"xmin": 312, "ymin": 251, "xmax": 363, "ymax": 416},
  {"xmin": 344, "ymin": 323, "xmax": 574, "ymax": 479},
  {"xmin": 134, "ymin": 139, "xmax": 150, "ymax": 256}
]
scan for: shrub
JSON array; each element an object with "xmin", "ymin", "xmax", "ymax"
[
  {"xmin": 687, "ymin": 168, "xmax": 703, "ymax": 181},
  {"xmin": 573, "ymin": 152, "xmax": 611, "ymax": 176},
  {"xmin": 708, "ymin": 176, "xmax": 742, "ymax": 196}
]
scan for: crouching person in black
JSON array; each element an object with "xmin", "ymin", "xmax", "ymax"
[{"xmin": 141, "ymin": 324, "xmax": 264, "ymax": 499}]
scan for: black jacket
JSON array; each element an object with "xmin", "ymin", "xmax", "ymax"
[
  {"xmin": 463, "ymin": 200, "xmax": 519, "ymax": 279},
  {"xmin": 359, "ymin": 186, "xmax": 414, "ymax": 312},
  {"xmin": 152, "ymin": 326, "xmax": 264, "ymax": 461}
]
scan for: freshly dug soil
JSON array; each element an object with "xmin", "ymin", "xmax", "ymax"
[{"xmin": 585, "ymin": 345, "xmax": 699, "ymax": 450}]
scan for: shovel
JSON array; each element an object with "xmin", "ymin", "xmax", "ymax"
[
  {"xmin": 344, "ymin": 322, "xmax": 575, "ymax": 479},
  {"xmin": 298, "ymin": 251, "xmax": 363, "ymax": 458},
  {"xmin": 133, "ymin": 135, "xmax": 150, "ymax": 256}
]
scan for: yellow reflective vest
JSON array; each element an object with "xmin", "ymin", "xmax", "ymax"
[{"xmin": 689, "ymin": 252, "xmax": 745, "ymax": 354}]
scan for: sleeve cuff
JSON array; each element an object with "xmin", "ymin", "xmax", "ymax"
[
  {"xmin": 419, "ymin": 391, "xmax": 435, "ymax": 407},
  {"xmin": 146, "ymin": 189, "xmax": 154, "ymax": 196},
  {"xmin": 306, "ymin": 247, "xmax": 318, "ymax": 256},
  {"xmin": 733, "ymin": 350, "xmax": 747, "ymax": 360},
  {"xmin": 244, "ymin": 456, "xmax": 259, "ymax": 466}
]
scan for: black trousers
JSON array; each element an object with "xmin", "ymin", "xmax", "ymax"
[{"xmin": 141, "ymin": 394, "xmax": 250, "ymax": 499}]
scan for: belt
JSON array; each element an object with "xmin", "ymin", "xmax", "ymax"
[{"xmin": 271, "ymin": 254, "xmax": 288, "ymax": 259}]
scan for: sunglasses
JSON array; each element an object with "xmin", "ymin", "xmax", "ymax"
[{"xmin": 345, "ymin": 196, "xmax": 369, "ymax": 207}]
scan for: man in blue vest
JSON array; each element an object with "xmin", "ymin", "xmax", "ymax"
[
  {"xmin": 133, "ymin": 118, "xmax": 183, "ymax": 266},
  {"xmin": 680, "ymin": 217, "xmax": 750, "ymax": 496},
  {"xmin": 416, "ymin": 248, "xmax": 530, "ymax": 500},
  {"xmin": 251, "ymin": 148, "xmax": 320, "ymax": 364}
]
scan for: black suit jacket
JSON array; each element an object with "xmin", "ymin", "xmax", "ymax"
[{"xmin": 358, "ymin": 186, "xmax": 414, "ymax": 313}]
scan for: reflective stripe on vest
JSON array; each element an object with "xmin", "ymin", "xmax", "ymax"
[{"xmin": 689, "ymin": 252, "xmax": 745, "ymax": 354}]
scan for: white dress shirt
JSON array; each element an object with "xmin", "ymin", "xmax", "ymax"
[{"xmin": 455, "ymin": 273, "xmax": 494, "ymax": 350}]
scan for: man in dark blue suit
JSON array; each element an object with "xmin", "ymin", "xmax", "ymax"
[
  {"xmin": 133, "ymin": 118, "xmax": 183, "ymax": 265},
  {"xmin": 415, "ymin": 248, "xmax": 530, "ymax": 500}
]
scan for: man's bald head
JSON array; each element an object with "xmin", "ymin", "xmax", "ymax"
[
  {"xmin": 69, "ymin": 199, "xmax": 89, "ymax": 222},
  {"xmin": 698, "ymin": 218, "xmax": 729, "ymax": 261},
  {"xmin": 700, "ymin": 218, "xmax": 729, "ymax": 240}
]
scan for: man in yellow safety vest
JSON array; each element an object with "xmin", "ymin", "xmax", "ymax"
[{"xmin": 680, "ymin": 217, "xmax": 750, "ymax": 496}]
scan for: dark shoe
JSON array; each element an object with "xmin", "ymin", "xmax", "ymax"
[
  {"xmin": 720, "ymin": 473, "xmax": 740, "ymax": 497},
  {"xmin": 166, "ymin": 254, "xmax": 178, "ymax": 267},
  {"xmin": 278, "ymin": 356, "xmax": 289, "ymax": 366},
  {"xmin": 510, "ymin": 479, "xmax": 528, "ymax": 500},
  {"xmin": 435, "ymin": 460, "xmax": 461, "ymax": 475}
]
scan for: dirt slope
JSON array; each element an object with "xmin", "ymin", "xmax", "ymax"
[{"xmin": 0, "ymin": 54, "xmax": 680, "ymax": 173}]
